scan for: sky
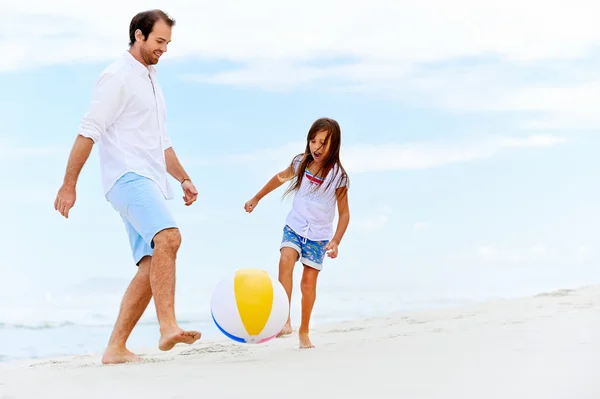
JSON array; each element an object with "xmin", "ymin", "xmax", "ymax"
[{"xmin": 0, "ymin": 0, "xmax": 599, "ymax": 313}]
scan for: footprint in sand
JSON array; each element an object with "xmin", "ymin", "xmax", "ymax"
[
  {"xmin": 179, "ymin": 344, "xmax": 248, "ymax": 357},
  {"xmin": 389, "ymin": 333, "xmax": 412, "ymax": 338},
  {"xmin": 327, "ymin": 327, "xmax": 366, "ymax": 333},
  {"xmin": 453, "ymin": 313, "xmax": 476, "ymax": 320},
  {"xmin": 536, "ymin": 288, "xmax": 574, "ymax": 297},
  {"xmin": 404, "ymin": 318, "xmax": 428, "ymax": 325},
  {"xmin": 29, "ymin": 360, "xmax": 66, "ymax": 368}
]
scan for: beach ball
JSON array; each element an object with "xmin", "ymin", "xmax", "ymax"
[{"xmin": 210, "ymin": 268, "xmax": 289, "ymax": 344}]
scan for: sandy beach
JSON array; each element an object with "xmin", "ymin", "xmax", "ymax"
[{"xmin": 1, "ymin": 284, "xmax": 598, "ymax": 398}]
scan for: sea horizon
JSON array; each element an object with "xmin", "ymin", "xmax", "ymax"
[{"xmin": 1, "ymin": 271, "xmax": 591, "ymax": 363}]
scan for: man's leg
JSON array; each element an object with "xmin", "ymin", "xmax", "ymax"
[
  {"xmin": 150, "ymin": 227, "xmax": 201, "ymax": 351},
  {"xmin": 102, "ymin": 255, "xmax": 153, "ymax": 364},
  {"xmin": 105, "ymin": 173, "xmax": 200, "ymax": 354}
]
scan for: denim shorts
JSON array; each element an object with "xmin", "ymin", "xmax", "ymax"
[
  {"xmin": 106, "ymin": 172, "xmax": 178, "ymax": 265},
  {"xmin": 280, "ymin": 225, "xmax": 329, "ymax": 271}
]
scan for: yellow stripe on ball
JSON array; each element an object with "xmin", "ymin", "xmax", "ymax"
[{"xmin": 234, "ymin": 269, "xmax": 273, "ymax": 336}]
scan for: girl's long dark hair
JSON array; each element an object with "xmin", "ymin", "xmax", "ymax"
[{"xmin": 282, "ymin": 117, "xmax": 349, "ymax": 199}]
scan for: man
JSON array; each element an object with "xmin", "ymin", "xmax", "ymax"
[{"xmin": 53, "ymin": 9, "xmax": 201, "ymax": 364}]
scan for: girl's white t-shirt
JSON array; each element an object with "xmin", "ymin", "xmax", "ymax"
[{"xmin": 284, "ymin": 155, "xmax": 348, "ymax": 241}]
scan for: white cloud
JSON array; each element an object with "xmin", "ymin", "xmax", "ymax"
[
  {"xmin": 184, "ymin": 133, "xmax": 567, "ymax": 173},
  {"xmin": 3, "ymin": 0, "xmax": 599, "ymax": 128},
  {"xmin": 529, "ymin": 243, "xmax": 548, "ymax": 258},
  {"xmin": 413, "ymin": 222, "xmax": 429, "ymax": 232},
  {"xmin": 184, "ymin": 61, "xmax": 415, "ymax": 92},
  {"xmin": 499, "ymin": 135, "xmax": 568, "ymax": 148},
  {"xmin": 477, "ymin": 243, "xmax": 551, "ymax": 263},
  {"xmin": 0, "ymin": 138, "xmax": 57, "ymax": 162},
  {"xmin": 341, "ymin": 134, "xmax": 567, "ymax": 173},
  {"xmin": 358, "ymin": 206, "xmax": 393, "ymax": 232},
  {"xmin": 221, "ymin": 141, "xmax": 304, "ymax": 165},
  {"xmin": 3, "ymin": 0, "xmax": 597, "ymax": 67},
  {"xmin": 504, "ymin": 82, "xmax": 600, "ymax": 130},
  {"xmin": 576, "ymin": 246, "xmax": 590, "ymax": 262},
  {"xmin": 478, "ymin": 245, "xmax": 496, "ymax": 260},
  {"xmin": 183, "ymin": 59, "xmax": 600, "ymax": 130},
  {"xmin": 412, "ymin": 72, "xmax": 600, "ymax": 130}
]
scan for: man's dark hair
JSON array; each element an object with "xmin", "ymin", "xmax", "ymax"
[{"xmin": 129, "ymin": 9, "xmax": 175, "ymax": 46}]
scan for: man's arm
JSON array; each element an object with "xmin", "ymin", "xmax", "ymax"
[
  {"xmin": 165, "ymin": 147, "xmax": 198, "ymax": 206},
  {"xmin": 79, "ymin": 72, "xmax": 127, "ymax": 144},
  {"xmin": 62, "ymin": 135, "xmax": 95, "ymax": 186},
  {"xmin": 54, "ymin": 135, "xmax": 94, "ymax": 218},
  {"xmin": 54, "ymin": 72, "xmax": 126, "ymax": 219},
  {"xmin": 164, "ymin": 147, "xmax": 191, "ymax": 183},
  {"xmin": 63, "ymin": 71, "xmax": 127, "ymax": 185}
]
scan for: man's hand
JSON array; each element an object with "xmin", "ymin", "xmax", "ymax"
[
  {"xmin": 182, "ymin": 180, "xmax": 198, "ymax": 206},
  {"xmin": 54, "ymin": 184, "xmax": 77, "ymax": 218},
  {"xmin": 53, "ymin": 135, "xmax": 94, "ymax": 219},
  {"xmin": 325, "ymin": 240, "xmax": 339, "ymax": 258}
]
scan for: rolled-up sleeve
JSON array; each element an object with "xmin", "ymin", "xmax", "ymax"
[{"xmin": 78, "ymin": 72, "xmax": 127, "ymax": 143}]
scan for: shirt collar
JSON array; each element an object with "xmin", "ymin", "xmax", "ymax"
[{"xmin": 123, "ymin": 50, "xmax": 157, "ymax": 77}]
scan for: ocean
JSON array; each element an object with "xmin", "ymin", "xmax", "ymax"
[
  {"xmin": 2, "ymin": 258, "xmax": 589, "ymax": 363},
  {"xmin": 0, "ymin": 282, "xmax": 481, "ymax": 363}
]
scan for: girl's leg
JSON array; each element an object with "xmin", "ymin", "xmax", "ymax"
[
  {"xmin": 278, "ymin": 247, "xmax": 298, "ymax": 336},
  {"xmin": 299, "ymin": 265, "xmax": 320, "ymax": 348}
]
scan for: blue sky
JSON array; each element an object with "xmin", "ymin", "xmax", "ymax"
[{"xmin": 1, "ymin": 1, "xmax": 599, "ymax": 317}]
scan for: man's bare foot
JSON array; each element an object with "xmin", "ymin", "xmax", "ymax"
[
  {"xmin": 299, "ymin": 331, "xmax": 314, "ymax": 349},
  {"xmin": 158, "ymin": 328, "xmax": 201, "ymax": 351},
  {"xmin": 101, "ymin": 347, "xmax": 142, "ymax": 365},
  {"xmin": 277, "ymin": 321, "xmax": 293, "ymax": 337}
]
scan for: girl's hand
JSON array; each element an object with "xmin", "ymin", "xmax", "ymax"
[
  {"xmin": 326, "ymin": 240, "xmax": 339, "ymax": 258},
  {"xmin": 244, "ymin": 196, "xmax": 259, "ymax": 213}
]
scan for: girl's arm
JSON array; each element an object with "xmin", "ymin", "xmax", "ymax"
[
  {"xmin": 254, "ymin": 165, "xmax": 295, "ymax": 201},
  {"xmin": 331, "ymin": 187, "xmax": 350, "ymax": 245},
  {"xmin": 244, "ymin": 165, "xmax": 295, "ymax": 212}
]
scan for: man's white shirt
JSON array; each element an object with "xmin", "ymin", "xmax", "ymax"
[{"xmin": 79, "ymin": 51, "xmax": 174, "ymax": 200}]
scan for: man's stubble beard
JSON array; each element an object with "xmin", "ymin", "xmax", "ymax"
[{"xmin": 141, "ymin": 44, "xmax": 158, "ymax": 66}]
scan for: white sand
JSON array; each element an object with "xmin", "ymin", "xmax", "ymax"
[{"xmin": 1, "ymin": 285, "xmax": 599, "ymax": 398}]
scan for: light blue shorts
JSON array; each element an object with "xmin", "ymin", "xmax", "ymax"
[
  {"xmin": 280, "ymin": 225, "xmax": 329, "ymax": 271},
  {"xmin": 106, "ymin": 172, "xmax": 178, "ymax": 265}
]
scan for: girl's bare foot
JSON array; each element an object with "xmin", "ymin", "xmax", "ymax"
[
  {"xmin": 277, "ymin": 321, "xmax": 293, "ymax": 337},
  {"xmin": 299, "ymin": 331, "xmax": 314, "ymax": 349}
]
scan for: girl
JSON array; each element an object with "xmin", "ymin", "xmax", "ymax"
[{"xmin": 244, "ymin": 117, "xmax": 350, "ymax": 349}]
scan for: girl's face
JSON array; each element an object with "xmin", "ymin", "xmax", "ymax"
[{"xmin": 309, "ymin": 129, "xmax": 330, "ymax": 164}]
